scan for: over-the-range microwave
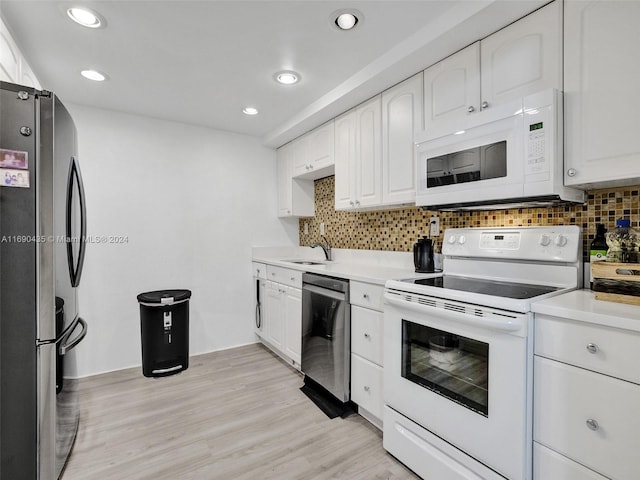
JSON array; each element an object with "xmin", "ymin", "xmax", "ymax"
[{"xmin": 415, "ymin": 89, "xmax": 585, "ymax": 211}]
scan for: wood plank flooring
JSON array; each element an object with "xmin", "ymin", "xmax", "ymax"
[{"xmin": 62, "ymin": 343, "xmax": 420, "ymax": 480}]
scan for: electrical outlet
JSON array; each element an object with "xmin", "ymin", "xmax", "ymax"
[
  {"xmin": 304, "ymin": 223, "xmax": 309, "ymax": 235},
  {"xmin": 430, "ymin": 216, "xmax": 439, "ymax": 237},
  {"xmin": 320, "ymin": 222, "xmax": 325, "ymax": 236}
]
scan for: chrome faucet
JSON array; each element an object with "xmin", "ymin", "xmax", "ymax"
[{"xmin": 311, "ymin": 235, "xmax": 332, "ymax": 261}]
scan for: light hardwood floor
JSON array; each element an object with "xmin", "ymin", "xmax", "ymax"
[{"xmin": 62, "ymin": 343, "xmax": 420, "ymax": 480}]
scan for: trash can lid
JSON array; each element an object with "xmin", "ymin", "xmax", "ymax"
[
  {"xmin": 55, "ymin": 296, "xmax": 64, "ymax": 313},
  {"xmin": 137, "ymin": 289, "xmax": 192, "ymax": 304}
]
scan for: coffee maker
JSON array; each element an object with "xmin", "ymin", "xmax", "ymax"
[{"xmin": 414, "ymin": 236, "xmax": 436, "ymax": 273}]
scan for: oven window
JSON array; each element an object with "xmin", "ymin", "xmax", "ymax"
[
  {"xmin": 426, "ymin": 140, "xmax": 506, "ymax": 187},
  {"xmin": 402, "ymin": 320, "xmax": 489, "ymax": 416}
]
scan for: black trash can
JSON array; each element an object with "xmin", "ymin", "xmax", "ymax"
[{"xmin": 137, "ymin": 289, "xmax": 191, "ymax": 377}]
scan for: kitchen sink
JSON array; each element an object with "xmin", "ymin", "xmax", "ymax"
[{"xmin": 284, "ymin": 260, "xmax": 325, "ymax": 265}]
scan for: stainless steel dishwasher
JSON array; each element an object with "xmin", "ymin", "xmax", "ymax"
[{"xmin": 301, "ymin": 272, "xmax": 350, "ymax": 402}]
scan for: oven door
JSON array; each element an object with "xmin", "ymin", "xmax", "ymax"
[{"xmin": 384, "ymin": 290, "xmax": 532, "ymax": 480}]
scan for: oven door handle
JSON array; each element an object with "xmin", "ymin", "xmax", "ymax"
[{"xmin": 383, "ymin": 293, "xmax": 524, "ymax": 332}]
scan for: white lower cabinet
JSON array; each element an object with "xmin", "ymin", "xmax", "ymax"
[
  {"xmin": 260, "ymin": 266, "xmax": 302, "ymax": 369},
  {"xmin": 283, "ymin": 286, "xmax": 302, "ymax": 365},
  {"xmin": 534, "ymin": 314, "xmax": 640, "ymax": 480},
  {"xmin": 350, "ymin": 282, "xmax": 385, "ymax": 428},
  {"xmin": 350, "ymin": 354, "xmax": 383, "ymax": 420},
  {"xmin": 533, "ymin": 443, "xmax": 608, "ymax": 480}
]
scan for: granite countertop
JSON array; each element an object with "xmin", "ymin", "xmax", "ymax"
[{"xmin": 532, "ymin": 289, "xmax": 640, "ymax": 333}]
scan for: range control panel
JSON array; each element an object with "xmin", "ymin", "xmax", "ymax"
[{"xmin": 442, "ymin": 226, "xmax": 581, "ymax": 263}]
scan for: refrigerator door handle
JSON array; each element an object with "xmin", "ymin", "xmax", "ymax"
[
  {"xmin": 66, "ymin": 156, "xmax": 87, "ymax": 287},
  {"xmin": 59, "ymin": 317, "xmax": 87, "ymax": 356}
]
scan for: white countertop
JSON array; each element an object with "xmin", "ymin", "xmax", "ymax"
[
  {"xmin": 532, "ymin": 289, "xmax": 640, "ymax": 333},
  {"xmin": 252, "ymin": 246, "xmax": 440, "ymax": 285}
]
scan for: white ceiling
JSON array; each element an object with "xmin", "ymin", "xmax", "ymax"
[{"xmin": 0, "ymin": 0, "xmax": 547, "ymax": 147}]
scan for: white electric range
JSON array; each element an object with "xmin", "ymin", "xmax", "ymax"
[{"xmin": 383, "ymin": 226, "xmax": 582, "ymax": 480}]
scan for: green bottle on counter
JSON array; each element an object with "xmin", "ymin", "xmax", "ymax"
[{"xmin": 589, "ymin": 223, "xmax": 608, "ymax": 289}]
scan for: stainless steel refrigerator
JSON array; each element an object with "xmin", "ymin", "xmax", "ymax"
[{"xmin": 1, "ymin": 81, "xmax": 88, "ymax": 479}]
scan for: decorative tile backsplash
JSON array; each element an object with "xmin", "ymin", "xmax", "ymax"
[{"xmin": 298, "ymin": 176, "xmax": 640, "ymax": 261}]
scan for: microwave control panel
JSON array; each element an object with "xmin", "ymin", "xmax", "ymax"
[{"xmin": 524, "ymin": 104, "xmax": 553, "ymax": 176}]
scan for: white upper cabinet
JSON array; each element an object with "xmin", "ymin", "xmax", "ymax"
[
  {"xmin": 0, "ymin": 18, "xmax": 41, "ymax": 89},
  {"xmin": 0, "ymin": 28, "xmax": 19, "ymax": 83},
  {"xmin": 334, "ymin": 96, "xmax": 382, "ymax": 210},
  {"xmin": 424, "ymin": 42, "xmax": 481, "ymax": 133},
  {"xmin": 564, "ymin": 0, "xmax": 640, "ymax": 188},
  {"xmin": 277, "ymin": 143, "xmax": 314, "ymax": 218},
  {"xmin": 292, "ymin": 121, "xmax": 335, "ymax": 179},
  {"xmin": 334, "ymin": 108, "xmax": 358, "ymax": 209},
  {"xmin": 480, "ymin": 0, "xmax": 561, "ymax": 109},
  {"xmin": 381, "ymin": 72, "xmax": 423, "ymax": 206},
  {"xmin": 424, "ymin": 1, "xmax": 561, "ymax": 133}
]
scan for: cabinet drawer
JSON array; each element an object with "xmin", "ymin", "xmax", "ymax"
[
  {"xmin": 266, "ymin": 265, "xmax": 302, "ymax": 288},
  {"xmin": 350, "ymin": 281, "xmax": 384, "ymax": 311},
  {"xmin": 351, "ymin": 354, "xmax": 383, "ymax": 419},
  {"xmin": 351, "ymin": 306, "xmax": 384, "ymax": 366},
  {"xmin": 252, "ymin": 262, "xmax": 267, "ymax": 280},
  {"xmin": 534, "ymin": 443, "xmax": 608, "ymax": 480},
  {"xmin": 535, "ymin": 314, "xmax": 640, "ymax": 384},
  {"xmin": 534, "ymin": 356, "xmax": 640, "ymax": 480}
]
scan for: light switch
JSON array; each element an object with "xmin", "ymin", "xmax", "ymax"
[{"xmin": 320, "ymin": 222, "xmax": 325, "ymax": 235}]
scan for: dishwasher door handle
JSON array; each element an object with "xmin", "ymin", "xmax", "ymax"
[{"xmin": 302, "ymin": 284, "xmax": 347, "ymax": 301}]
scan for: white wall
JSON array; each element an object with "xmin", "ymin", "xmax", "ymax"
[{"xmin": 67, "ymin": 104, "xmax": 299, "ymax": 377}]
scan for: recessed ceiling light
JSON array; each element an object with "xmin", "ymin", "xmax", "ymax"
[
  {"xmin": 81, "ymin": 70, "xmax": 107, "ymax": 82},
  {"xmin": 336, "ymin": 13, "xmax": 357, "ymax": 30},
  {"xmin": 274, "ymin": 71, "xmax": 300, "ymax": 85},
  {"xmin": 330, "ymin": 9, "xmax": 363, "ymax": 31},
  {"xmin": 243, "ymin": 107, "xmax": 259, "ymax": 115},
  {"xmin": 67, "ymin": 7, "xmax": 104, "ymax": 28}
]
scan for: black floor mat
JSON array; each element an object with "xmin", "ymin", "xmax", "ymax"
[{"xmin": 300, "ymin": 378, "xmax": 355, "ymax": 419}]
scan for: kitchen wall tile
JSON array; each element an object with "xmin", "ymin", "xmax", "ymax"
[{"xmin": 298, "ymin": 176, "xmax": 640, "ymax": 261}]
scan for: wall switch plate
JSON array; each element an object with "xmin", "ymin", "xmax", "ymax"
[
  {"xmin": 430, "ymin": 216, "xmax": 439, "ymax": 237},
  {"xmin": 304, "ymin": 223, "xmax": 309, "ymax": 235},
  {"xmin": 320, "ymin": 222, "xmax": 325, "ymax": 236}
]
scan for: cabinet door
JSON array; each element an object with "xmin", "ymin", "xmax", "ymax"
[
  {"xmin": 480, "ymin": 1, "xmax": 561, "ymax": 109},
  {"xmin": 276, "ymin": 144, "xmax": 293, "ymax": 217},
  {"xmin": 382, "ymin": 73, "xmax": 423, "ymax": 206},
  {"xmin": 423, "ymin": 43, "xmax": 480, "ymax": 132},
  {"xmin": 334, "ymin": 109, "xmax": 357, "ymax": 209},
  {"xmin": 534, "ymin": 356, "xmax": 640, "ymax": 480},
  {"xmin": 307, "ymin": 121, "xmax": 334, "ymax": 171},
  {"xmin": 291, "ymin": 135, "xmax": 309, "ymax": 178},
  {"xmin": 564, "ymin": 0, "xmax": 640, "ymax": 188},
  {"xmin": 534, "ymin": 443, "xmax": 608, "ymax": 480},
  {"xmin": 351, "ymin": 306, "xmax": 384, "ymax": 366},
  {"xmin": 351, "ymin": 354, "xmax": 384, "ymax": 419},
  {"xmin": 265, "ymin": 282, "xmax": 285, "ymax": 351},
  {"xmin": 355, "ymin": 95, "xmax": 382, "ymax": 208},
  {"xmin": 284, "ymin": 286, "xmax": 302, "ymax": 366}
]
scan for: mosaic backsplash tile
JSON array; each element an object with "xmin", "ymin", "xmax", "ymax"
[{"xmin": 298, "ymin": 176, "xmax": 640, "ymax": 261}]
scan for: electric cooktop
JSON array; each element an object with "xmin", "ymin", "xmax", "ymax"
[{"xmin": 405, "ymin": 276, "xmax": 560, "ymax": 300}]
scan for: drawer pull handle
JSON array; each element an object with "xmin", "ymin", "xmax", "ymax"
[
  {"xmin": 586, "ymin": 419, "xmax": 599, "ymax": 431},
  {"xmin": 586, "ymin": 343, "xmax": 599, "ymax": 354},
  {"xmin": 364, "ymin": 333, "xmax": 370, "ymax": 339},
  {"xmin": 290, "ymin": 277, "xmax": 295, "ymax": 281},
  {"xmin": 363, "ymin": 293, "xmax": 369, "ymax": 299},
  {"xmin": 364, "ymin": 386, "xmax": 370, "ymax": 392}
]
